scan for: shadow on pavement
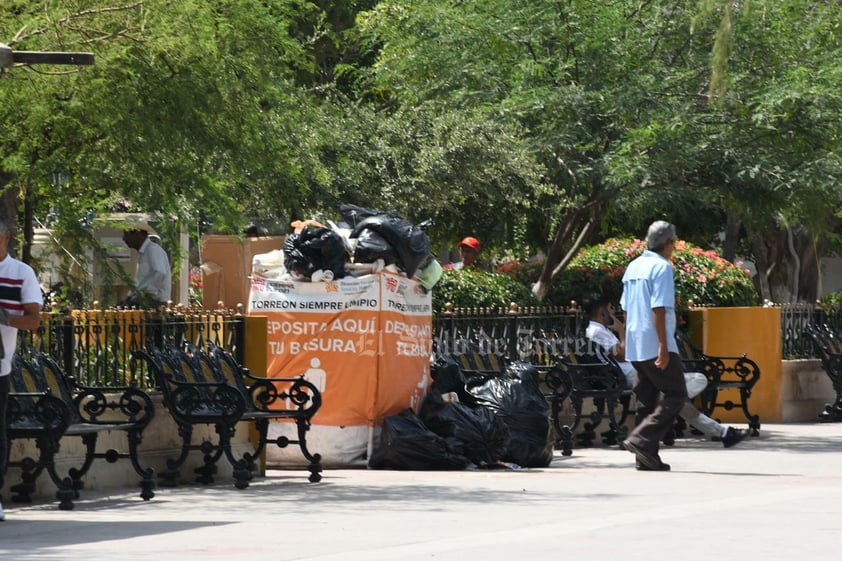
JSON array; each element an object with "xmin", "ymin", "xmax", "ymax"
[{"xmin": 0, "ymin": 519, "xmax": 235, "ymax": 558}]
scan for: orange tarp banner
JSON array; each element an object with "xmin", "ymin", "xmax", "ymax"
[
  {"xmin": 247, "ymin": 272, "xmax": 431, "ymax": 427},
  {"xmin": 376, "ymin": 273, "xmax": 432, "ymax": 419}
]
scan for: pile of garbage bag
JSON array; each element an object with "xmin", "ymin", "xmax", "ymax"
[
  {"xmin": 369, "ymin": 358, "xmax": 554, "ymax": 470},
  {"xmin": 251, "ymin": 205, "xmax": 442, "ymax": 290},
  {"xmin": 283, "ymin": 225, "xmax": 347, "ymax": 281}
]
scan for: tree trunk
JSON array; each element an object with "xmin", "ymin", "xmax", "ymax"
[
  {"xmin": 532, "ymin": 196, "xmax": 607, "ymax": 301},
  {"xmin": 722, "ymin": 208, "xmax": 741, "ymax": 263},
  {"xmin": 23, "ymin": 189, "xmax": 34, "ymax": 264},
  {"xmin": 1, "ymin": 177, "xmax": 21, "ymax": 257},
  {"xmin": 750, "ymin": 230, "xmax": 773, "ymax": 303},
  {"xmin": 749, "ymin": 219, "xmax": 823, "ymax": 304}
]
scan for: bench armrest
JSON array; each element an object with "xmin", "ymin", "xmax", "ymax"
[
  {"xmin": 249, "ymin": 377, "xmax": 322, "ymax": 416},
  {"xmin": 8, "ymin": 392, "xmax": 71, "ymax": 432},
  {"xmin": 73, "ymin": 385, "xmax": 155, "ymax": 427}
]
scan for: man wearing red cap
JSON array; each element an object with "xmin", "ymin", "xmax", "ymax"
[{"xmin": 444, "ymin": 236, "xmax": 482, "ymax": 270}]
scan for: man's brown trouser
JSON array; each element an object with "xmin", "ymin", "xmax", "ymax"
[{"xmin": 627, "ymin": 352, "xmax": 688, "ymax": 455}]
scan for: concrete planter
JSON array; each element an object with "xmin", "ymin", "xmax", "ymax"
[
  {"xmin": 688, "ymin": 306, "xmax": 782, "ymax": 422},
  {"xmin": 781, "ymin": 358, "xmax": 835, "ymax": 422}
]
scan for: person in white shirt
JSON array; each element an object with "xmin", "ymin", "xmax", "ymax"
[
  {"xmin": 583, "ymin": 294, "xmax": 636, "ymax": 389},
  {"xmin": 0, "ymin": 218, "xmax": 43, "ymax": 521},
  {"xmin": 581, "ymin": 292, "xmax": 749, "ymax": 451},
  {"xmin": 121, "ymin": 228, "xmax": 172, "ymax": 307}
]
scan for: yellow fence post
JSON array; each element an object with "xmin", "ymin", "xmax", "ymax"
[{"xmin": 243, "ymin": 315, "xmax": 269, "ymax": 472}]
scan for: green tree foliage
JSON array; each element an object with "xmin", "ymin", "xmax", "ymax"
[
  {"xmin": 1, "ymin": 0, "xmax": 841, "ymax": 308},
  {"xmin": 358, "ymin": 1, "xmax": 842, "ymax": 303},
  {"xmin": 0, "ymin": 0, "xmax": 349, "ymax": 285}
]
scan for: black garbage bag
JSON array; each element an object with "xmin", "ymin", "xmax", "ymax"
[
  {"xmin": 369, "ymin": 408, "xmax": 470, "ymax": 470},
  {"xmin": 467, "ymin": 362, "xmax": 554, "ymax": 467},
  {"xmin": 353, "ymin": 227, "xmax": 399, "ymax": 266},
  {"xmin": 283, "ymin": 226, "xmax": 347, "ymax": 279},
  {"xmin": 430, "ymin": 356, "xmax": 467, "ymax": 394},
  {"xmin": 340, "ymin": 203, "xmax": 432, "ymax": 277},
  {"xmin": 353, "ymin": 215, "xmax": 430, "ymax": 277},
  {"xmin": 420, "ymin": 392, "xmax": 511, "ymax": 466},
  {"xmin": 430, "ymin": 355, "xmax": 498, "ymax": 407},
  {"xmin": 339, "ymin": 203, "xmax": 393, "ymax": 229}
]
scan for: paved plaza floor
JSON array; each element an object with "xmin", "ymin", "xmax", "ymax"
[{"xmin": 1, "ymin": 422, "xmax": 841, "ymax": 561}]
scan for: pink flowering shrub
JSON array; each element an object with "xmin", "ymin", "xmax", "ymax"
[
  {"xmin": 500, "ymin": 238, "xmax": 758, "ymax": 309},
  {"xmin": 189, "ymin": 266, "xmax": 203, "ymax": 305}
]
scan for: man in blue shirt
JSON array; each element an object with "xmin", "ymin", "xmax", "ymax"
[
  {"xmin": 582, "ymin": 292, "xmax": 750, "ymax": 451},
  {"xmin": 619, "ymin": 221, "xmax": 686, "ymax": 471}
]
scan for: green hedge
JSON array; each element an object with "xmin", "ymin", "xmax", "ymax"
[
  {"xmin": 820, "ymin": 291, "xmax": 842, "ymax": 309},
  {"xmin": 432, "ymin": 268, "xmax": 540, "ymax": 311}
]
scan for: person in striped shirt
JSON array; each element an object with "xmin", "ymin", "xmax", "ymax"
[{"xmin": 0, "ymin": 217, "xmax": 43, "ymax": 520}]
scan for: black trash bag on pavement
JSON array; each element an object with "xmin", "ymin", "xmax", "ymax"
[
  {"xmin": 353, "ymin": 227, "xmax": 399, "ymax": 266},
  {"xmin": 429, "ymin": 355, "xmax": 495, "ymax": 407},
  {"xmin": 467, "ymin": 362, "xmax": 554, "ymax": 467},
  {"xmin": 420, "ymin": 391, "xmax": 511, "ymax": 466},
  {"xmin": 283, "ymin": 226, "xmax": 348, "ymax": 279},
  {"xmin": 369, "ymin": 408, "xmax": 470, "ymax": 470},
  {"xmin": 430, "ymin": 355, "xmax": 467, "ymax": 394}
]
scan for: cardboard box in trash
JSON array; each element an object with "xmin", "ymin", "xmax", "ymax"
[{"xmin": 201, "ymin": 235, "xmax": 284, "ymax": 309}]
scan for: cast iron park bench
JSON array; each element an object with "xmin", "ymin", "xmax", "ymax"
[
  {"xmin": 675, "ymin": 331, "xmax": 761, "ymax": 435},
  {"xmin": 806, "ymin": 323, "xmax": 842, "ymax": 421},
  {"xmin": 7, "ymin": 348, "xmax": 156, "ymax": 510},
  {"xmin": 132, "ymin": 340, "xmax": 323, "ymax": 489},
  {"xmin": 553, "ymin": 351, "xmax": 632, "ymax": 451}
]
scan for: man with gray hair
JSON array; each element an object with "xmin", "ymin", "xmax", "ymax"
[
  {"xmin": 0, "ymin": 218, "xmax": 43, "ymax": 519},
  {"xmin": 619, "ymin": 220, "xmax": 686, "ymax": 471}
]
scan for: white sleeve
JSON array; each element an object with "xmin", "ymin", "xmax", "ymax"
[
  {"xmin": 588, "ymin": 325, "xmax": 620, "ymax": 353},
  {"xmin": 21, "ymin": 265, "xmax": 43, "ymax": 307}
]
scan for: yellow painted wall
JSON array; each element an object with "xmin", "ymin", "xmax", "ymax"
[
  {"xmin": 243, "ymin": 315, "xmax": 268, "ymax": 376},
  {"xmin": 689, "ymin": 307, "xmax": 782, "ymax": 423},
  {"xmin": 243, "ymin": 315, "xmax": 269, "ymax": 471}
]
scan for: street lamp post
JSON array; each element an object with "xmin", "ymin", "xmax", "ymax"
[{"xmin": 0, "ymin": 43, "xmax": 94, "ymax": 68}]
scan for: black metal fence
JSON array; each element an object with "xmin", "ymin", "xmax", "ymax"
[
  {"xmin": 433, "ymin": 305, "xmax": 593, "ymax": 365},
  {"xmin": 433, "ymin": 303, "xmax": 842, "ymax": 362},
  {"xmin": 19, "ymin": 309, "xmax": 245, "ymax": 390},
  {"xmin": 19, "ymin": 303, "xmax": 841, "ymax": 389},
  {"xmin": 777, "ymin": 303, "xmax": 842, "ymax": 359}
]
